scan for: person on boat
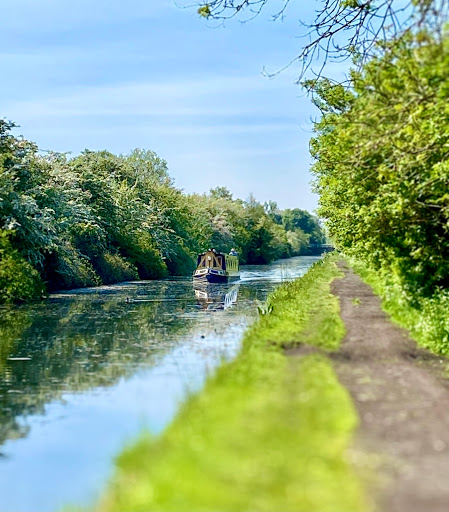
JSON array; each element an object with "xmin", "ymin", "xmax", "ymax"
[{"xmin": 229, "ymin": 248, "xmax": 238, "ymax": 256}]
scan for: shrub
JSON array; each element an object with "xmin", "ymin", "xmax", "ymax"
[
  {"xmin": 0, "ymin": 231, "xmax": 44, "ymax": 302},
  {"xmin": 44, "ymin": 245, "xmax": 101, "ymax": 291},
  {"xmin": 119, "ymin": 232, "xmax": 168, "ymax": 279},
  {"xmin": 94, "ymin": 252, "xmax": 139, "ymax": 284},
  {"xmin": 164, "ymin": 244, "xmax": 196, "ymax": 275}
]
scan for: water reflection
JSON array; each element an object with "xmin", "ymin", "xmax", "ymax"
[
  {"xmin": 194, "ymin": 283, "xmax": 240, "ymax": 311},
  {"xmin": 0, "ymin": 290, "xmax": 193, "ymax": 447},
  {"xmin": 0, "ymin": 255, "xmax": 321, "ymax": 512}
]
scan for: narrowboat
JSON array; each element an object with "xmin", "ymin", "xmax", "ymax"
[{"xmin": 193, "ymin": 248, "xmax": 240, "ymax": 283}]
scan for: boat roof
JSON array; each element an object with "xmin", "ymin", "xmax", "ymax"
[{"xmin": 198, "ymin": 248, "xmax": 237, "ymax": 258}]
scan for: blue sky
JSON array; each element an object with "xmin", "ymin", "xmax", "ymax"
[{"xmin": 1, "ymin": 0, "xmax": 345, "ymax": 211}]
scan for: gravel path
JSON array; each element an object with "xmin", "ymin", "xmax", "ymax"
[{"xmin": 331, "ymin": 261, "xmax": 449, "ymax": 512}]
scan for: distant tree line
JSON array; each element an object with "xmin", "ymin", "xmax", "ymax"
[{"xmin": 0, "ymin": 121, "xmax": 324, "ymax": 302}]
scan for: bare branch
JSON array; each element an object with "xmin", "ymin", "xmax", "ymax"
[{"xmin": 190, "ymin": 0, "xmax": 449, "ymax": 79}]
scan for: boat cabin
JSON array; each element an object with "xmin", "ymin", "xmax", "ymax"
[{"xmin": 197, "ymin": 250, "xmax": 225, "ymax": 270}]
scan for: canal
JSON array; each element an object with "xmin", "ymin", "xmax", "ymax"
[{"xmin": 0, "ymin": 256, "xmax": 320, "ymax": 512}]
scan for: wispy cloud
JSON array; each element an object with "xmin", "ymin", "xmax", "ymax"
[
  {"xmin": 4, "ymin": 75, "xmax": 292, "ymax": 120},
  {"xmin": 1, "ymin": 0, "xmax": 322, "ymax": 211}
]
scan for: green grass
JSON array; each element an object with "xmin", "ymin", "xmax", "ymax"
[
  {"xmin": 259, "ymin": 253, "xmax": 345, "ymax": 350},
  {"xmin": 87, "ymin": 255, "xmax": 369, "ymax": 512},
  {"xmin": 350, "ymin": 258, "xmax": 449, "ymax": 355}
]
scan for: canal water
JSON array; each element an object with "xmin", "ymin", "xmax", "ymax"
[{"xmin": 0, "ymin": 256, "xmax": 320, "ymax": 512}]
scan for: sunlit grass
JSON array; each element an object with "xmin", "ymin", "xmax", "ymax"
[
  {"xmin": 256, "ymin": 253, "xmax": 345, "ymax": 350},
  {"xmin": 87, "ymin": 255, "xmax": 369, "ymax": 512}
]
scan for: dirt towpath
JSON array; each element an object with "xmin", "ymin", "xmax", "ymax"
[{"xmin": 331, "ymin": 261, "xmax": 449, "ymax": 512}]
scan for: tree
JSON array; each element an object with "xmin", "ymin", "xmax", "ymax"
[
  {"xmin": 282, "ymin": 208, "xmax": 325, "ymax": 244},
  {"xmin": 264, "ymin": 200, "xmax": 282, "ymax": 224},
  {"xmin": 195, "ymin": 0, "xmax": 445, "ymax": 78},
  {"xmin": 210, "ymin": 186, "xmax": 233, "ymax": 200},
  {"xmin": 310, "ymin": 31, "xmax": 449, "ymax": 295}
]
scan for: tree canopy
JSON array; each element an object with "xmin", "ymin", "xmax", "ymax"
[{"xmin": 310, "ymin": 30, "xmax": 449, "ymax": 295}]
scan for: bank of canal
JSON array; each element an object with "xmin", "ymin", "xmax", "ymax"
[
  {"xmin": 0, "ymin": 256, "xmax": 320, "ymax": 512},
  {"xmin": 92, "ymin": 254, "xmax": 366, "ymax": 512}
]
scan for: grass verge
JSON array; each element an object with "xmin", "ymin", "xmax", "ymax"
[{"xmin": 89, "ymin": 255, "xmax": 369, "ymax": 512}]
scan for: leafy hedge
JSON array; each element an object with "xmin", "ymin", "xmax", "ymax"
[
  {"xmin": 310, "ymin": 33, "xmax": 449, "ymax": 297},
  {"xmin": 307, "ymin": 33, "xmax": 449, "ymax": 296},
  {"xmin": 309, "ymin": 32, "xmax": 449, "ymax": 352}
]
